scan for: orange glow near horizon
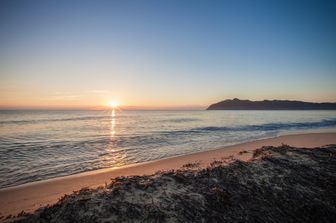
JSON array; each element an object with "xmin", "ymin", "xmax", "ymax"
[{"xmin": 1, "ymin": 91, "xmax": 335, "ymax": 110}]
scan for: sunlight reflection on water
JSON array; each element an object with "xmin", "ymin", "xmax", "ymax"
[
  {"xmin": 0, "ymin": 110, "xmax": 336, "ymax": 188},
  {"xmin": 110, "ymin": 109, "xmax": 116, "ymax": 138}
]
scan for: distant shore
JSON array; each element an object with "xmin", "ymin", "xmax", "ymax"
[
  {"xmin": 207, "ymin": 98, "xmax": 336, "ymax": 110},
  {"xmin": 1, "ymin": 132, "xmax": 336, "ymax": 218}
]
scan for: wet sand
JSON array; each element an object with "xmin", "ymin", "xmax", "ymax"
[{"xmin": 0, "ymin": 132, "xmax": 335, "ymax": 217}]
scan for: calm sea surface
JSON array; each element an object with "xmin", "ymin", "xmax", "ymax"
[{"xmin": 1, "ymin": 110, "xmax": 336, "ymax": 189}]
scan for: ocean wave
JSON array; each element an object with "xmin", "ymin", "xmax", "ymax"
[
  {"xmin": 193, "ymin": 118, "xmax": 336, "ymax": 132},
  {"xmin": 0, "ymin": 115, "xmax": 111, "ymax": 125},
  {"xmin": 160, "ymin": 118, "xmax": 199, "ymax": 123}
]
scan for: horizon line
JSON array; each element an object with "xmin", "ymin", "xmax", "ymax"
[{"xmin": 1, "ymin": 98, "xmax": 336, "ymax": 111}]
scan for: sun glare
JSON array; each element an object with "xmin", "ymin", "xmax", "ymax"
[{"xmin": 108, "ymin": 101, "xmax": 119, "ymax": 109}]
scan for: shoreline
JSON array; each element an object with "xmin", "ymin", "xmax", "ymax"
[
  {"xmin": 3, "ymin": 127, "xmax": 336, "ymax": 191},
  {"xmin": 1, "ymin": 132, "xmax": 336, "ymax": 217}
]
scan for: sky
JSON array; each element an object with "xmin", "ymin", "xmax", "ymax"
[{"xmin": 0, "ymin": 0, "xmax": 335, "ymax": 109}]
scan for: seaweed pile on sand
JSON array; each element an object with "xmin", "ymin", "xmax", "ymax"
[{"xmin": 11, "ymin": 145, "xmax": 336, "ymax": 222}]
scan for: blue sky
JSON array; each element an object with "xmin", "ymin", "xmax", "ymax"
[{"xmin": 0, "ymin": 0, "xmax": 335, "ymax": 108}]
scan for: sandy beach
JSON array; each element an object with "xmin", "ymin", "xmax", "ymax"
[{"xmin": 0, "ymin": 132, "xmax": 335, "ymax": 218}]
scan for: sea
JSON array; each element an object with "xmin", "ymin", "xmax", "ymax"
[{"xmin": 1, "ymin": 109, "xmax": 336, "ymax": 189}]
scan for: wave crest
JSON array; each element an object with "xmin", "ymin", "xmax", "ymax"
[{"xmin": 193, "ymin": 119, "xmax": 336, "ymax": 132}]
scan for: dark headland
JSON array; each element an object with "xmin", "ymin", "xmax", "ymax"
[{"xmin": 207, "ymin": 98, "xmax": 336, "ymax": 110}]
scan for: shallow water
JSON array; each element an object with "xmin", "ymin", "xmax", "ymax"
[{"xmin": 0, "ymin": 110, "xmax": 336, "ymax": 189}]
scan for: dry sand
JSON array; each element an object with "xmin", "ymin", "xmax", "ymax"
[{"xmin": 0, "ymin": 132, "xmax": 335, "ymax": 217}]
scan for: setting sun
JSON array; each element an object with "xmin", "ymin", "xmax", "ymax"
[
  {"xmin": 108, "ymin": 101, "xmax": 119, "ymax": 109},
  {"xmin": 1, "ymin": 1, "xmax": 336, "ymax": 221}
]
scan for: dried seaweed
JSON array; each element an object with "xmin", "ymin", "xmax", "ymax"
[{"xmin": 10, "ymin": 145, "xmax": 336, "ymax": 223}]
